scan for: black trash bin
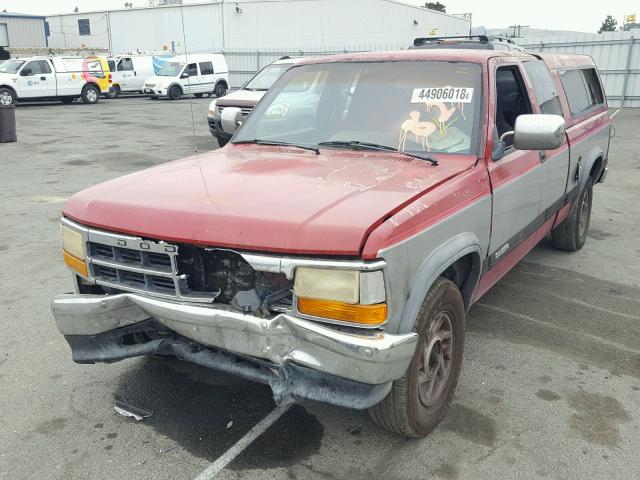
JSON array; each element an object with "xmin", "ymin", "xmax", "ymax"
[{"xmin": 0, "ymin": 104, "xmax": 17, "ymax": 143}]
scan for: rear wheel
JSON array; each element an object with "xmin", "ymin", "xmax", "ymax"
[
  {"xmin": 105, "ymin": 85, "xmax": 120, "ymax": 99},
  {"xmin": 369, "ymin": 277, "xmax": 465, "ymax": 437},
  {"xmin": 81, "ymin": 85, "xmax": 100, "ymax": 104},
  {"xmin": 0, "ymin": 87, "xmax": 16, "ymax": 105},
  {"xmin": 214, "ymin": 82, "xmax": 227, "ymax": 98},
  {"xmin": 168, "ymin": 85, "xmax": 182, "ymax": 100},
  {"xmin": 552, "ymin": 177, "xmax": 593, "ymax": 251}
]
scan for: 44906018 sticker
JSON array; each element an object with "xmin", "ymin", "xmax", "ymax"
[{"xmin": 411, "ymin": 86, "xmax": 474, "ymax": 104}]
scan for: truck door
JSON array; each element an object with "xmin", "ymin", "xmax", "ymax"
[
  {"xmin": 522, "ymin": 60, "xmax": 569, "ymax": 216},
  {"xmin": 17, "ymin": 60, "xmax": 55, "ymax": 98},
  {"xmin": 182, "ymin": 63, "xmax": 199, "ymax": 94},
  {"xmin": 486, "ymin": 60, "xmax": 544, "ymax": 266}
]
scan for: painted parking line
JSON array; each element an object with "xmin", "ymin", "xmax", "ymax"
[{"xmin": 193, "ymin": 401, "xmax": 293, "ymax": 480}]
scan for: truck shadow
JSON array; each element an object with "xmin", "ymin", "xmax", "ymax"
[{"xmin": 113, "ymin": 356, "xmax": 324, "ymax": 466}]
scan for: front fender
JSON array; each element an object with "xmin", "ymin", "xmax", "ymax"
[{"xmin": 396, "ymin": 232, "xmax": 483, "ymax": 334}]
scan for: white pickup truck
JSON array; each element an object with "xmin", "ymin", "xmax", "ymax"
[{"xmin": 0, "ymin": 56, "xmax": 112, "ymax": 105}]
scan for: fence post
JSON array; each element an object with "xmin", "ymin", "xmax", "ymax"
[
  {"xmin": 256, "ymin": 50, "xmax": 261, "ymax": 71},
  {"xmin": 620, "ymin": 36, "xmax": 634, "ymax": 108}
]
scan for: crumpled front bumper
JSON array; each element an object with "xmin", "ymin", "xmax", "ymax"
[{"xmin": 52, "ymin": 293, "xmax": 417, "ymax": 389}]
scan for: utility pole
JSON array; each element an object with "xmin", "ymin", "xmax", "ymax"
[{"xmin": 508, "ymin": 24, "xmax": 530, "ymax": 38}]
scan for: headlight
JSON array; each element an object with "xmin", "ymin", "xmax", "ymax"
[
  {"xmin": 60, "ymin": 224, "xmax": 88, "ymax": 276},
  {"xmin": 294, "ymin": 267, "xmax": 387, "ymax": 325},
  {"xmin": 208, "ymin": 99, "xmax": 217, "ymax": 116}
]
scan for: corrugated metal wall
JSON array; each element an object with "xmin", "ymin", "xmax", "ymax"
[
  {"xmin": 46, "ymin": 0, "xmax": 469, "ymax": 53},
  {"xmin": 520, "ymin": 31, "xmax": 640, "ymax": 108},
  {"xmin": 0, "ymin": 16, "xmax": 46, "ymax": 48}
]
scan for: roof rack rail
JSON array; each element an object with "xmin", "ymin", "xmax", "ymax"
[{"xmin": 413, "ymin": 35, "xmax": 490, "ymax": 46}]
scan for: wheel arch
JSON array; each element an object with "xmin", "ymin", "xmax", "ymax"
[
  {"xmin": 215, "ymin": 79, "xmax": 228, "ymax": 89},
  {"xmin": 581, "ymin": 146, "xmax": 605, "ymax": 187},
  {"xmin": 83, "ymin": 81, "xmax": 101, "ymax": 91},
  {"xmin": 0, "ymin": 84, "xmax": 18, "ymax": 99},
  {"xmin": 396, "ymin": 232, "xmax": 483, "ymax": 334}
]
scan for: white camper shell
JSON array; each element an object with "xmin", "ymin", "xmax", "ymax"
[
  {"xmin": 143, "ymin": 53, "xmax": 229, "ymax": 100},
  {"xmin": 0, "ymin": 56, "xmax": 111, "ymax": 105}
]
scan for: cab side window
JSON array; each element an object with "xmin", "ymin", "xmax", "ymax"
[
  {"xmin": 559, "ymin": 68, "xmax": 604, "ymax": 117},
  {"xmin": 199, "ymin": 62, "xmax": 214, "ymax": 75},
  {"xmin": 118, "ymin": 58, "xmax": 134, "ymax": 71},
  {"xmin": 523, "ymin": 60, "xmax": 563, "ymax": 116},
  {"xmin": 21, "ymin": 61, "xmax": 43, "ymax": 76},
  {"xmin": 185, "ymin": 63, "xmax": 198, "ymax": 77},
  {"xmin": 495, "ymin": 65, "xmax": 533, "ymax": 146}
]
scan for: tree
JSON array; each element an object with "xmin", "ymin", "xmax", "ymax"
[
  {"xmin": 425, "ymin": 2, "xmax": 446, "ymax": 13},
  {"xmin": 598, "ymin": 15, "xmax": 618, "ymax": 33}
]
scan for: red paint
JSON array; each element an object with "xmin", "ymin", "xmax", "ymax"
[
  {"xmin": 362, "ymin": 162, "xmax": 489, "ymax": 258},
  {"xmin": 63, "ymin": 147, "xmax": 474, "ymax": 255}
]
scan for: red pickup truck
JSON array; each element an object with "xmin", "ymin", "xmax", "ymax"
[{"xmin": 53, "ymin": 47, "xmax": 610, "ymax": 437}]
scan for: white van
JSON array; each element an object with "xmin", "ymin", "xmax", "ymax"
[
  {"xmin": 106, "ymin": 54, "xmax": 173, "ymax": 97},
  {"xmin": 143, "ymin": 53, "xmax": 229, "ymax": 100},
  {"xmin": 0, "ymin": 55, "xmax": 111, "ymax": 105}
]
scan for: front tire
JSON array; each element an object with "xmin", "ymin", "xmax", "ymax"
[
  {"xmin": 369, "ymin": 277, "xmax": 465, "ymax": 437},
  {"xmin": 168, "ymin": 85, "xmax": 182, "ymax": 100},
  {"xmin": 552, "ymin": 177, "xmax": 593, "ymax": 251},
  {"xmin": 81, "ymin": 85, "xmax": 100, "ymax": 104},
  {"xmin": 0, "ymin": 87, "xmax": 16, "ymax": 105}
]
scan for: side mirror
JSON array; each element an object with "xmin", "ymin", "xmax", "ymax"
[
  {"xmin": 513, "ymin": 114, "xmax": 565, "ymax": 150},
  {"xmin": 181, "ymin": 72, "xmax": 189, "ymax": 79},
  {"xmin": 220, "ymin": 107, "xmax": 243, "ymax": 134},
  {"xmin": 20, "ymin": 68, "xmax": 32, "ymax": 77}
]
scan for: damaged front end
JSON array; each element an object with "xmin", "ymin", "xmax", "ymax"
[{"xmin": 53, "ymin": 218, "xmax": 418, "ymax": 409}]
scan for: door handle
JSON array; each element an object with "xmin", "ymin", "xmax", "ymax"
[
  {"xmin": 40, "ymin": 76, "xmax": 46, "ymax": 81},
  {"xmin": 539, "ymin": 151, "xmax": 547, "ymax": 163}
]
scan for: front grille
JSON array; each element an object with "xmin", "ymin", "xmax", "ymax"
[
  {"xmin": 218, "ymin": 105, "xmax": 253, "ymax": 117},
  {"xmin": 69, "ymin": 220, "xmax": 293, "ymax": 310},
  {"xmin": 85, "ymin": 230, "xmax": 217, "ymax": 303}
]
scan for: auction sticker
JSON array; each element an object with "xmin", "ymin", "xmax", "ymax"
[{"xmin": 411, "ymin": 86, "xmax": 474, "ymax": 103}]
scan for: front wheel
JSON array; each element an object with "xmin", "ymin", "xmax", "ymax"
[
  {"xmin": 168, "ymin": 85, "xmax": 182, "ymax": 100},
  {"xmin": 369, "ymin": 277, "xmax": 465, "ymax": 437},
  {"xmin": 81, "ymin": 85, "xmax": 100, "ymax": 104},
  {"xmin": 552, "ymin": 177, "xmax": 593, "ymax": 251},
  {"xmin": 0, "ymin": 87, "xmax": 16, "ymax": 105}
]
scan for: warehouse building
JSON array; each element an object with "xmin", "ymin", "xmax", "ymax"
[
  {"xmin": 0, "ymin": 12, "xmax": 48, "ymax": 48},
  {"xmin": 45, "ymin": 0, "xmax": 471, "ymax": 53}
]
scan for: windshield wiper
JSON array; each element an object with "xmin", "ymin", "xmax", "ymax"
[
  {"xmin": 318, "ymin": 140, "xmax": 438, "ymax": 165},
  {"xmin": 232, "ymin": 139, "xmax": 320, "ymax": 155}
]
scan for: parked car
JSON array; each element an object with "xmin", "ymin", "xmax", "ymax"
[
  {"xmin": 142, "ymin": 53, "xmax": 228, "ymax": 100},
  {"xmin": 53, "ymin": 47, "xmax": 609, "ymax": 437},
  {"xmin": 106, "ymin": 54, "xmax": 173, "ymax": 97},
  {"xmin": 208, "ymin": 56, "xmax": 307, "ymax": 146},
  {"xmin": 0, "ymin": 55, "xmax": 112, "ymax": 105}
]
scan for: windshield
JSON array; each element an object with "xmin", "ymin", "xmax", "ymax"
[
  {"xmin": 158, "ymin": 62, "xmax": 185, "ymax": 77},
  {"xmin": 234, "ymin": 61, "xmax": 482, "ymax": 155},
  {"xmin": 0, "ymin": 59, "xmax": 25, "ymax": 74},
  {"xmin": 244, "ymin": 63, "xmax": 290, "ymax": 91}
]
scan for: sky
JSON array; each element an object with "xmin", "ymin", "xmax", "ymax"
[{"xmin": 2, "ymin": 0, "xmax": 638, "ymax": 33}]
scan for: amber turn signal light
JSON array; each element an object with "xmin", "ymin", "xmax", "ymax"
[
  {"xmin": 297, "ymin": 297, "xmax": 387, "ymax": 325},
  {"xmin": 63, "ymin": 250, "xmax": 88, "ymax": 277}
]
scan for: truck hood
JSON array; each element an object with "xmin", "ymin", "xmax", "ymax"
[
  {"xmin": 215, "ymin": 89, "xmax": 265, "ymax": 106},
  {"xmin": 63, "ymin": 145, "xmax": 476, "ymax": 255}
]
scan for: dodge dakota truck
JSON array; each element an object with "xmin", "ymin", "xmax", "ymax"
[{"xmin": 53, "ymin": 47, "xmax": 610, "ymax": 437}]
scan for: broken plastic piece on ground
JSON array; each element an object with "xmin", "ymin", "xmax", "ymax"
[{"xmin": 113, "ymin": 398, "xmax": 153, "ymax": 421}]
